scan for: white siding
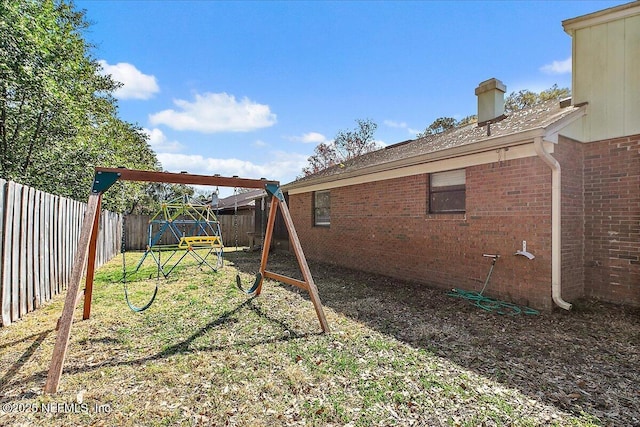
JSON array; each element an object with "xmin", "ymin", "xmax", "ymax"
[{"xmin": 567, "ymin": 12, "xmax": 640, "ymax": 142}]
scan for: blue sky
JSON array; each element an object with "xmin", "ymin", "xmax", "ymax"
[{"xmin": 76, "ymin": 0, "xmax": 627, "ymax": 195}]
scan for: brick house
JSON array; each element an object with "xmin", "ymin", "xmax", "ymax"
[{"xmin": 282, "ymin": 2, "xmax": 640, "ymax": 310}]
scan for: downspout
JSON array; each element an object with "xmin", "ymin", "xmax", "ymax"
[{"xmin": 534, "ymin": 137, "xmax": 572, "ymax": 310}]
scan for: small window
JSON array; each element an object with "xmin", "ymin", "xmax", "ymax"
[
  {"xmin": 314, "ymin": 190, "xmax": 330, "ymax": 226},
  {"xmin": 429, "ymin": 169, "xmax": 465, "ymax": 213}
]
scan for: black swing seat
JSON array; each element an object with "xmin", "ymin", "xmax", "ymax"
[
  {"xmin": 124, "ymin": 281, "xmax": 159, "ymax": 312},
  {"xmin": 236, "ymin": 272, "xmax": 262, "ymax": 294}
]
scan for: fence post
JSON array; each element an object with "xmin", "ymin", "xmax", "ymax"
[{"xmin": 0, "ymin": 179, "xmax": 9, "ymax": 326}]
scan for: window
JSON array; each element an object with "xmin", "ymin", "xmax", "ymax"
[
  {"xmin": 314, "ymin": 190, "xmax": 330, "ymax": 226},
  {"xmin": 429, "ymin": 169, "xmax": 466, "ymax": 213}
]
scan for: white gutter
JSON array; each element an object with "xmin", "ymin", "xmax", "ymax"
[{"xmin": 534, "ymin": 136, "xmax": 572, "ymax": 310}]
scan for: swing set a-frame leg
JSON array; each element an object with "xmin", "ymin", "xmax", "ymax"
[
  {"xmin": 81, "ymin": 194, "xmax": 103, "ymax": 319},
  {"xmin": 253, "ymin": 187, "xmax": 329, "ymax": 333},
  {"xmin": 45, "ymin": 193, "xmax": 102, "ymax": 394}
]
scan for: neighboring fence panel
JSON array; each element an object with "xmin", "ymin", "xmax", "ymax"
[
  {"xmin": 96, "ymin": 210, "xmax": 121, "ymax": 267},
  {"xmin": 123, "ymin": 214, "xmax": 150, "ymax": 251},
  {"xmin": 0, "ymin": 179, "xmax": 121, "ymax": 327},
  {"xmin": 218, "ymin": 213, "xmax": 253, "ymax": 248}
]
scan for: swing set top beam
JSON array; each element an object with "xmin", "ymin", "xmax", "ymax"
[{"xmin": 93, "ymin": 167, "xmax": 279, "ymax": 194}]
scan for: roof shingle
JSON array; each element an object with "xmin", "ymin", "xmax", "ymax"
[{"xmin": 288, "ymin": 99, "xmax": 581, "ymax": 188}]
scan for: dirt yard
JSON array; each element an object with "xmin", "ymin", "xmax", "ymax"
[
  {"xmin": 254, "ymin": 251, "xmax": 640, "ymax": 426},
  {"xmin": 0, "ymin": 249, "xmax": 638, "ymax": 426}
]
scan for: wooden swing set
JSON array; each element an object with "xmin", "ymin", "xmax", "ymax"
[{"xmin": 44, "ymin": 167, "xmax": 329, "ymax": 394}]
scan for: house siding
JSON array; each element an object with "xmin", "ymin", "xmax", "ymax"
[
  {"xmin": 290, "ymin": 156, "xmax": 556, "ymax": 309},
  {"xmin": 583, "ymin": 133, "xmax": 640, "ymax": 305},
  {"xmin": 567, "ymin": 11, "xmax": 640, "ymax": 142}
]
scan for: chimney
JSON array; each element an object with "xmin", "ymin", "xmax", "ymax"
[{"xmin": 475, "ymin": 78, "xmax": 506, "ymax": 124}]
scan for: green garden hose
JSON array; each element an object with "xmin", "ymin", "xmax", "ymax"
[
  {"xmin": 448, "ymin": 288, "xmax": 539, "ymax": 316},
  {"xmin": 447, "ymin": 254, "xmax": 539, "ymax": 315}
]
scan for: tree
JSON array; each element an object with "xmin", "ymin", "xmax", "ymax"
[
  {"xmin": 504, "ymin": 90, "xmax": 537, "ymax": 112},
  {"xmin": 302, "ymin": 143, "xmax": 339, "ymax": 176},
  {"xmin": 333, "ymin": 118, "xmax": 378, "ymax": 160},
  {"xmin": 124, "ymin": 182, "xmax": 195, "ymax": 215},
  {"xmin": 416, "ymin": 117, "xmax": 457, "ymax": 138},
  {"xmin": 416, "ymin": 115, "xmax": 480, "ymax": 139},
  {"xmin": 505, "ymin": 84, "xmax": 570, "ymax": 113},
  {"xmin": 0, "ymin": 0, "xmax": 158, "ymax": 211},
  {"xmin": 457, "ymin": 114, "xmax": 478, "ymax": 127},
  {"xmin": 416, "ymin": 85, "xmax": 569, "ymax": 138},
  {"xmin": 301, "ymin": 119, "xmax": 380, "ymax": 176}
]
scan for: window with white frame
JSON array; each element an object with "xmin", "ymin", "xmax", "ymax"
[
  {"xmin": 313, "ymin": 190, "xmax": 331, "ymax": 226},
  {"xmin": 429, "ymin": 169, "xmax": 466, "ymax": 213}
]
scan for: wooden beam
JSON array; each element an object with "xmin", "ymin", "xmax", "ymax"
[
  {"xmin": 44, "ymin": 194, "xmax": 101, "ymax": 394},
  {"xmin": 278, "ymin": 199, "xmax": 330, "ymax": 333},
  {"xmin": 255, "ymin": 196, "xmax": 279, "ymax": 295},
  {"xmin": 82, "ymin": 194, "xmax": 102, "ymax": 320},
  {"xmin": 263, "ymin": 270, "xmax": 309, "ymax": 291},
  {"xmin": 95, "ymin": 167, "xmax": 278, "ymax": 189},
  {"xmin": 254, "ymin": 196, "xmax": 328, "ymax": 333}
]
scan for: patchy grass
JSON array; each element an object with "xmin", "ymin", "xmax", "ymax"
[{"xmin": 0, "ymin": 249, "xmax": 638, "ymax": 426}]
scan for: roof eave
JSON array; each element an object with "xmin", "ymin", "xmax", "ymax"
[
  {"xmin": 542, "ymin": 104, "xmax": 587, "ymax": 143},
  {"xmin": 283, "ymin": 105, "xmax": 586, "ymax": 193},
  {"xmin": 283, "ymin": 128, "xmax": 544, "ymax": 192},
  {"xmin": 562, "ymin": 1, "xmax": 640, "ymax": 35}
]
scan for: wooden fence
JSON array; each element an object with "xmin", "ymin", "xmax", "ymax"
[
  {"xmin": 0, "ymin": 179, "xmax": 121, "ymax": 327},
  {"xmin": 123, "ymin": 212, "xmax": 254, "ymax": 250},
  {"xmin": 123, "ymin": 214, "xmax": 151, "ymax": 251},
  {"xmin": 219, "ymin": 213, "xmax": 254, "ymax": 248}
]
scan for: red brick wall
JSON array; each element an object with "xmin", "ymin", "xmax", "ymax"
[
  {"xmin": 290, "ymin": 156, "xmax": 557, "ymax": 309},
  {"xmin": 290, "ymin": 135, "xmax": 640, "ymax": 309},
  {"xmin": 555, "ymin": 137, "xmax": 585, "ymax": 301},
  {"xmin": 583, "ymin": 134, "xmax": 640, "ymax": 305}
]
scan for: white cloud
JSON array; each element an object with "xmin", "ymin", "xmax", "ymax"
[
  {"xmin": 383, "ymin": 120, "xmax": 408, "ymax": 129},
  {"xmin": 156, "ymin": 151, "xmax": 307, "ymax": 186},
  {"xmin": 142, "ymin": 128, "xmax": 184, "ymax": 153},
  {"xmin": 384, "ymin": 119, "xmax": 420, "ymax": 136},
  {"xmin": 540, "ymin": 57, "xmax": 572, "ymax": 75},
  {"xmin": 289, "ymin": 132, "xmax": 328, "ymax": 144},
  {"xmin": 98, "ymin": 60, "xmax": 159, "ymax": 100},
  {"xmin": 149, "ymin": 92, "xmax": 277, "ymax": 133},
  {"xmin": 253, "ymin": 139, "xmax": 268, "ymax": 147}
]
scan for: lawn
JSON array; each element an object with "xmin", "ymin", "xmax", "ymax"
[{"xmin": 0, "ymin": 248, "xmax": 638, "ymax": 426}]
